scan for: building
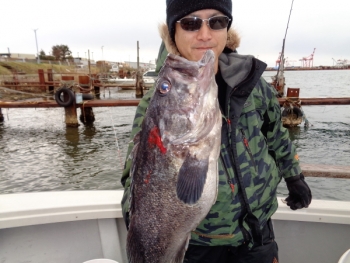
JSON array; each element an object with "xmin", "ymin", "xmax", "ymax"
[
  {"xmin": 0, "ymin": 53, "xmax": 36, "ymax": 59},
  {"xmin": 123, "ymin": 61, "xmax": 156, "ymax": 70}
]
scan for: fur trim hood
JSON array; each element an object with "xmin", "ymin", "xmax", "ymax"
[{"xmin": 159, "ymin": 23, "xmax": 241, "ymax": 56}]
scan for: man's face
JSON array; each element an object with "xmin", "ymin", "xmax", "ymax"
[{"xmin": 174, "ymin": 9, "xmax": 228, "ymax": 72}]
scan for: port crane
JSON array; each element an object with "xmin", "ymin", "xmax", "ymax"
[
  {"xmin": 285, "ymin": 57, "xmax": 297, "ymax": 67},
  {"xmin": 275, "ymin": 52, "xmax": 282, "ymax": 68},
  {"xmin": 300, "ymin": 48, "xmax": 316, "ymax": 67},
  {"xmin": 332, "ymin": 58, "xmax": 349, "ymax": 68}
]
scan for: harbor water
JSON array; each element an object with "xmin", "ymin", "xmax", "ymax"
[{"xmin": 1, "ymin": 70, "xmax": 350, "ymax": 201}]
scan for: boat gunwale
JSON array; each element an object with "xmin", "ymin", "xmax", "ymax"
[{"xmin": 0, "ymin": 190, "xmax": 349, "ymax": 230}]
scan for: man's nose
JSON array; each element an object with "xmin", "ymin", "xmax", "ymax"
[{"xmin": 197, "ymin": 21, "xmax": 212, "ymax": 40}]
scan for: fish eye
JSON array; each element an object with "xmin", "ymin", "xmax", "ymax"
[{"xmin": 159, "ymin": 81, "xmax": 171, "ymax": 94}]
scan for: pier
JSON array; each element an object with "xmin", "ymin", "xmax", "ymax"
[
  {"xmin": 300, "ymin": 164, "xmax": 350, "ymax": 179},
  {"xmin": 1, "ymin": 93, "xmax": 350, "ymax": 125},
  {"xmin": 1, "ymin": 98, "xmax": 350, "ymax": 180},
  {"xmin": 1, "ymin": 97, "xmax": 349, "ymax": 109},
  {"xmin": 1, "ymin": 97, "xmax": 349, "ymax": 180},
  {"xmin": 1, "ymin": 96, "xmax": 349, "ymax": 126}
]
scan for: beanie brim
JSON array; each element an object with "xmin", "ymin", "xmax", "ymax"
[{"xmin": 166, "ymin": 0, "xmax": 232, "ymax": 44}]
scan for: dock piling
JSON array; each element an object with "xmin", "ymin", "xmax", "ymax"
[
  {"xmin": 94, "ymin": 86, "xmax": 100, "ymax": 98},
  {"xmin": 78, "ymin": 76, "xmax": 90, "ymax": 92},
  {"xmin": 135, "ymin": 71, "xmax": 143, "ymax": 98},
  {"xmin": 79, "ymin": 106, "xmax": 95, "ymax": 125},
  {"xmin": 47, "ymin": 69, "xmax": 54, "ymax": 94},
  {"xmin": 64, "ymin": 101, "xmax": 79, "ymax": 127},
  {"xmin": 38, "ymin": 69, "xmax": 46, "ymax": 92},
  {"xmin": 0, "ymin": 108, "xmax": 4, "ymax": 122}
]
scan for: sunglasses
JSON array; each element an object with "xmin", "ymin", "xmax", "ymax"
[{"xmin": 177, "ymin": 15, "xmax": 231, "ymax": 31}]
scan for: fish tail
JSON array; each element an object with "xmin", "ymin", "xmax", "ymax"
[{"xmin": 127, "ymin": 229, "xmax": 145, "ymax": 263}]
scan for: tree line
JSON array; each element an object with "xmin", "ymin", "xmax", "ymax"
[{"xmin": 39, "ymin": 45, "xmax": 73, "ymax": 61}]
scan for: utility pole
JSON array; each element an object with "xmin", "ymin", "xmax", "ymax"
[
  {"xmin": 101, "ymin": 46, "xmax": 104, "ymax": 75},
  {"xmin": 135, "ymin": 41, "xmax": 143, "ymax": 98},
  {"xmin": 33, "ymin": 29, "xmax": 40, "ymax": 64},
  {"xmin": 88, "ymin": 49, "xmax": 91, "ymax": 86},
  {"xmin": 137, "ymin": 41, "xmax": 139, "ymax": 72}
]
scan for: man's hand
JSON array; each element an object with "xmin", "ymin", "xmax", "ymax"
[{"xmin": 285, "ymin": 173, "xmax": 312, "ymax": 210}]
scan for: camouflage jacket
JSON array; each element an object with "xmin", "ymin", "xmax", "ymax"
[{"xmin": 121, "ymin": 27, "xmax": 301, "ymax": 247}]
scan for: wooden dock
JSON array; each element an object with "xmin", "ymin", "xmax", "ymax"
[
  {"xmin": 1, "ymin": 97, "xmax": 350, "ymax": 108},
  {"xmin": 0, "ymin": 97, "xmax": 349, "ymax": 179},
  {"xmin": 0, "ymin": 99, "xmax": 140, "ymax": 108},
  {"xmin": 301, "ymin": 163, "xmax": 350, "ymax": 179}
]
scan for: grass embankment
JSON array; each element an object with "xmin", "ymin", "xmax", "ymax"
[
  {"xmin": 0, "ymin": 61, "xmax": 100, "ymax": 75},
  {"xmin": 0, "ymin": 64, "xmax": 11, "ymax": 75}
]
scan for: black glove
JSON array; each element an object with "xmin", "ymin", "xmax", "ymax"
[{"xmin": 285, "ymin": 173, "xmax": 312, "ymax": 210}]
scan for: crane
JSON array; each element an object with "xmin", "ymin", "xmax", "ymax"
[
  {"xmin": 285, "ymin": 57, "xmax": 297, "ymax": 67},
  {"xmin": 332, "ymin": 58, "xmax": 337, "ymax": 66},
  {"xmin": 332, "ymin": 58, "xmax": 349, "ymax": 68},
  {"xmin": 300, "ymin": 48, "xmax": 316, "ymax": 67},
  {"xmin": 275, "ymin": 52, "xmax": 281, "ymax": 68}
]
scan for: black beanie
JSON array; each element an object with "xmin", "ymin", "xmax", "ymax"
[{"xmin": 166, "ymin": 0, "xmax": 233, "ymax": 43}]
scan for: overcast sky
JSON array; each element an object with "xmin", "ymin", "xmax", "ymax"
[{"xmin": 1, "ymin": 0, "xmax": 349, "ymax": 67}]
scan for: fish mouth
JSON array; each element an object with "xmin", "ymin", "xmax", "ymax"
[
  {"xmin": 198, "ymin": 50, "xmax": 215, "ymax": 68},
  {"xmin": 164, "ymin": 50, "xmax": 215, "ymax": 78}
]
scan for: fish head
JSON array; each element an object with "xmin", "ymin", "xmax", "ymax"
[{"xmin": 152, "ymin": 50, "xmax": 218, "ymax": 145}]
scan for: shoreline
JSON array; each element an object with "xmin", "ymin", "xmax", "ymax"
[{"xmin": 265, "ymin": 67, "xmax": 350, "ymax": 71}]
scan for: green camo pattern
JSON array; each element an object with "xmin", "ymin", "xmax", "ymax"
[{"xmin": 121, "ymin": 43, "xmax": 301, "ymax": 247}]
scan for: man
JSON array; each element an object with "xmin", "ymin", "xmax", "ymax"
[{"xmin": 121, "ymin": 0, "xmax": 312, "ymax": 262}]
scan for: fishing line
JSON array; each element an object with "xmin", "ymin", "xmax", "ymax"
[{"xmin": 109, "ymin": 108, "xmax": 124, "ymax": 171}]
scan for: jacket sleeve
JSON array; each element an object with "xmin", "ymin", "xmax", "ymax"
[
  {"xmin": 260, "ymin": 78, "xmax": 302, "ymax": 180},
  {"xmin": 120, "ymin": 42, "xmax": 168, "ymax": 227}
]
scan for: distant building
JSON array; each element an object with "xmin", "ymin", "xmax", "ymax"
[
  {"xmin": 0, "ymin": 52, "xmax": 36, "ymax": 63},
  {"xmin": 110, "ymin": 63, "xmax": 120, "ymax": 72},
  {"xmin": 0, "ymin": 53, "xmax": 36, "ymax": 59},
  {"xmin": 0, "ymin": 53, "xmax": 10, "ymax": 58},
  {"xmin": 73, "ymin": 57, "xmax": 96, "ymax": 68},
  {"xmin": 124, "ymin": 61, "xmax": 156, "ymax": 70}
]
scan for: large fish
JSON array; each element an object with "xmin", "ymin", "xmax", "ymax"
[{"xmin": 127, "ymin": 50, "xmax": 222, "ymax": 263}]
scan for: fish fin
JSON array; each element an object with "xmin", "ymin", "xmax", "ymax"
[
  {"xmin": 129, "ymin": 131, "xmax": 141, "ymax": 160},
  {"xmin": 173, "ymin": 234, "xmax": 191, "ymax": 263},
  {"xmin": 133, "ymin": 130, "xmax": 141, "ymax": 144},
  {"xmin": 177, "ymin": 155, "xmax": 208, "ymax": 204}
]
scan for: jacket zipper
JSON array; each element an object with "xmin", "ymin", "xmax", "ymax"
[
  {"xmin": 219, "ymin": 154, "xmax": 235, "ymax": 201},
  {"xmin": 221, "ymin": 114, "xmax": 235, "ymax": 200},
  {"xmin": 226, "ymin": 115, "xmax": 252, "ymax": 243},
  {"xmin": 240, "ymin": 129, "xmax": 257, "ymax": 170}
]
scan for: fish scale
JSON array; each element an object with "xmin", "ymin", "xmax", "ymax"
[{"xmin": 127, "ymin": 50, "xmax": 222, "ymax": 263}]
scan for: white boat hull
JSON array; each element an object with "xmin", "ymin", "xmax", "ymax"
[{"xmin": 1, "ymin": 191, "xmax": 349, "ymax": 263}]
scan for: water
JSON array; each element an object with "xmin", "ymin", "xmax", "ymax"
[{"xmin": 1, "ymin": 70, "xmax": 350, "ymax": 200}]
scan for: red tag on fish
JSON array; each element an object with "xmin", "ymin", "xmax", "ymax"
[{"xmin": 148, "ymin": 126, "xmax": 167, "ymax": 154}]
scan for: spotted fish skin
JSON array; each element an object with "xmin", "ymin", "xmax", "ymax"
[{"xmin": 126, "ymin": 50, "xmax": 222, "ymax": 263}]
